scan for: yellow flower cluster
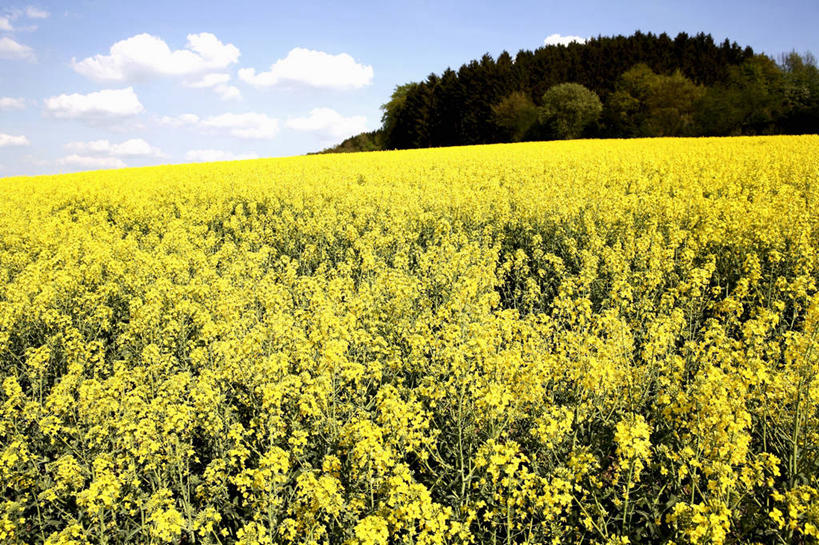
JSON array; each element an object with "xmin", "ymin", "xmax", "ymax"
[
  {"xmin": 614, "ymin": 414, "xmax": 651, "ymax": 483},
  {"xmin": 1, "ymin": 135, "xmax": 818, "ymax": 544}
]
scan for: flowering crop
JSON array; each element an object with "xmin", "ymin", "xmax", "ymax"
[{"xmin": 1, "ymin": 136, "xmax": 818, "ymax": 544}]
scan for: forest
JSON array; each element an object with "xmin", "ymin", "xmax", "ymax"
[{"xmin": 320, "ymin": 32, "xmax": 819, "ymax": 152}]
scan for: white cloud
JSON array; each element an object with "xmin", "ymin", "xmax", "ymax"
[
  {"xmin": 0, "ymin": 97, "xmax": 26, "ymax": 110},
  {"xmin": 66, "ymin": 138, "xmax": 164, "ymax": 157},
  {"xmin": 0, "ymin": 36, "xmax": 35, "ymax": 60},
  {"xmin": 25, "ymin": 6, "xmax": 49, "ymax": 19},
  {"xmin": 65, "ymin": 140, "xmax": 113, "ymax": 154},
  {"xmin": 201, "ymin": 112, "xmax": 278, "ymax": 139},
  {"xmin": 239, "ymin": 47, "xmax": 373, "ymax": 90},
  {"xmin": 106, "ymin": 138, "xmax": 163, "ymax": 156},
  {"xmin": 286, "ymin": 107, "xmax": 367, "ymax": 140},
  {"xmin": 0, "ymin": 133, "xmax": 30, "ymax": 147},
  {"xmin": 544, "ymin": 34, "xmax": 587, "ymax": 46},
  {"xmin": 159, "ymin": 113, "xmax": 201, "ymax": 127},
  {"xmin": 186, "ymin": 72, "xmax": 241, "ymax": 101},
  {"xmin": 163, "ymin": 111, "xmax": 278, "ymax": 139},
  {"xmin": 72, "ymin": 32, "xmax": 240, "ymax": 82},
  {"xmin": 44, "ymin": 87, "xmax": 144, "ymax": 121},
  {"xmin": 0, "ymin": 17, "xmax": 13, "ymax": 31},
  {"xmin": 57, "ymin": 155, "xmax": 127, "ymax": 170},
  {"xmin": 185, "ymin": 149, "xmax": 258, "ymax": 162},
  {"xmin": 167, "ymin": 109, "xmax": 363, "ymax": 142},
  {"xmin": 188, "ymin": 73, "xmax": 231, "ymax": 88},
  {"xmin": 214, "ymin": 84, "xmax": 241, "ymax": 101}
]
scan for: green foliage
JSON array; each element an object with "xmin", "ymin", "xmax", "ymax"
[
  {"xmin": 380, "ymin": 83, "xmax": 421, "ymax": 146},
  {"xmin": 695, "ymin": 55, "xmax": 783, "ymax": 135},
  {"xmin": 316, "ymin": 33, "xmax": 818, "ymax": 153},
  {"xmin": 377, "ymin": 32, "xmax": 755, "ymax": 149},
  {"xmin": 779, "ymin": 51, "xmax": 819, "ymax": 133},
  {"xmin": 315, "ymin": 131, "xmax": 384, "ymax": 154},
  {"xmin": 381, "ymin": 83, "xmax": 417, "ymax": 125},
  {"xmin": 540, "ymin": 83, "xmax": 602, "ymax": 139},
  {"xmin": 490, "ymin": 92, "xmax": 539, "ymax": 142},
  {"xmin": 607, "ymin": 64, "xmax": 704, "ymax": 137}
]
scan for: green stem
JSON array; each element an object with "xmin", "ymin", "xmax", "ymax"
[
  {"xmin": 622, "ymin": 461, "xmax": 634, "ymax": 533},
  {"xmin": 790, "ymin": 389, "xmax": 800, "ymax": 489}
]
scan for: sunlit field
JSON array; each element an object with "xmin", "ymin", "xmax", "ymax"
[{"xmin": 1, "ymin": 136, "xmax": 818, "ymax": 544}]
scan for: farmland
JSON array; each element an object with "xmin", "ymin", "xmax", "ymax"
[{"xmin": 1, "ymin": 136, "xmax": 818, "ymax": 544}]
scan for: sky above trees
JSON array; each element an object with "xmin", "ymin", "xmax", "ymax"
[{"xmin": 1, "ymin": 0, "xmax": 817, "ymax": 176}]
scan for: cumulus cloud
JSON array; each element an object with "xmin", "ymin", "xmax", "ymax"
[
  {"xmin": 0, "ymin": 17, "xmax": 12, "ymax": 31},
  {"xmin": 159, "ymin": 113, "xmax": 201, "ymax": 127},
  {"xmin": 44, "ymin": 87, "xmax": 144, "ymax": 121},
  {"xmin": 214, "ymin": 85, "xmax": 241, "ymax": 100},
  {"xmin": 188, "ymin": 73, "xmax": 230, "ymax": 88},
  {"xmin": 25, "ymin": 6, "xmax": 49, "ymax": 19},
  {"xmin": 0, "ymin": 97, "xmax": 26, "ymax": 110},
  {"xmin": 72, "ymin": 32, "xmax": 240, "ymax": 82},
  {"xmin": 544, "ymin": 33, "xmax": 587, "ymax": 46},
  {"xmin": 0, "ymin": 133, "xmax": 30, "ymax": 147},
  {"xmin": 184, "ymin": 149, "xmax": 258, "ymax": 162},
  {"xmin": 186, "ymin": 72, "xmax": 241, "ymax": 101},
  {"xmin": 66, "ymin": 138, "xmax": 165, "ymax": 158},
  {"xmin": 286, "ymin": 107, "xmax": 367, "ymax": 140},
  {"xmin": 239, "ymin": 47, "xmax": 373, "ymax": 90},
  {"xmin": 162, "ymin": 112, "xmax": 278, "ymax": 139},
  {"xmin": 57, "ymin": 155, "xmax": 127, "ymax": 170},
  {"xmin": 201, "ymin": 112, "xmax": 278, "ymax": 139},
  {"xmin": 0, "ymin": 36, "xmax": 35, "ymax": 60}
]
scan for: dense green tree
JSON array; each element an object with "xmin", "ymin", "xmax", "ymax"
[
  {"xmin": 491, "ymin": 92, "xmax": 539, "ymax": 141},
  {"xmin": 382, "ymin": 81, "xmax": 435, "ymax": 149},
  {"xmin": 695, "ymin": 55, "xmax": 785, "ymax": 135},
  {"xmin": 319, "ymin": 32, "xmax": 819, "ymax": 153},
  {"xmin": 380, "ymin": 83, "xmax": 420, "ymax": 147},
  {"xmin": 315, "ymin": 131, "xmax": 384, "ymax": 154},
  {"xmin": 379, "ymin": 32, "xmax": 753, "ymax": 149},
  {"xmin": 540, "ymin": 83, "xmax": 602, "ymax": 139},
  {"xmin": 429, "ymin": 69, "xmax": 465, "ymax": 147},
  {"xmin": 693, "ymin": 85, "xmax": 745, "ymax": 136},
  {"xmin": 606, "ymin": 64, "xmax": 703, "ymax": 137},
  {"xmin": 779, "ymin": 51, "xmax": 819, "ymax": 133},
  {"xmin": 732, "ymin": 55, "xmax": 787, "ymax": 134},
  {"xmin": 642, "ymin": 70, "xmax": 704, "ymax": 136}
]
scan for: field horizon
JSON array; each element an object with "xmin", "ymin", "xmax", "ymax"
[{"xmin": 2, "ymin": 133, "xmax": 812, "ymax": 181}]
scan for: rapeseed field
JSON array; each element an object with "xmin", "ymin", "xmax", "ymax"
[{"xmin": 1, "ymin": 136, "xmax": 818, "ymax": 544}]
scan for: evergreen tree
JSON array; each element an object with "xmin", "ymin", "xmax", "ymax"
[
  {"xmin": 322, "ymin": 32, "xmax": 818, "ymax": 153},
  {"xmin": 382, "ymin": 31, "xmax": 755, "ymax": 149}
]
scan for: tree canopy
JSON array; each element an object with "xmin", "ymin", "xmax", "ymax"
[
  {"xmin": 540, "ymin": 83, "xmax": 602, "ymax": 139},
  {"xmin": 319, "ymin": 32, "xmax": 818, "ymax": 153}
]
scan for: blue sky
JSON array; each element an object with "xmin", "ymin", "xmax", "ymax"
[{"xmin": 1, "ymin": 0, "xmax": 817, "ymax": 176}]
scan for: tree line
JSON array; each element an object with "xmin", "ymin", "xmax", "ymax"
[{"xmin": 318, "ymin": 31, "xmax": 818, "ymax": 152}]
